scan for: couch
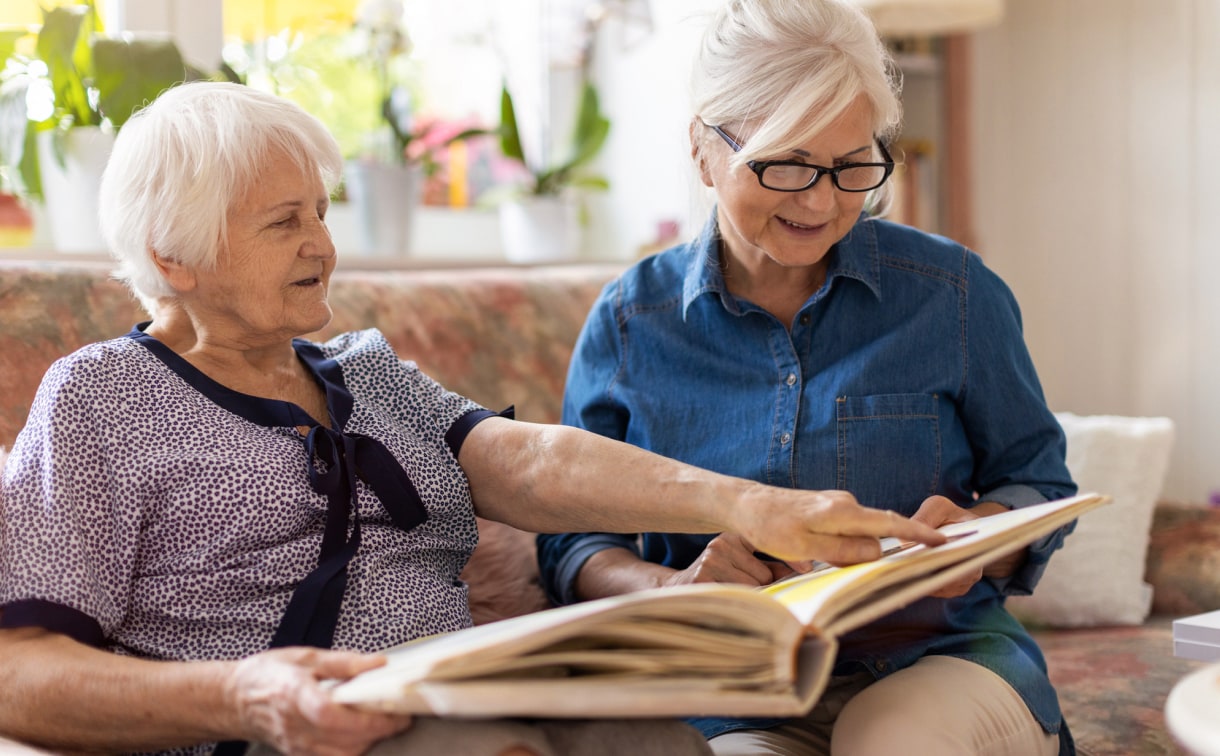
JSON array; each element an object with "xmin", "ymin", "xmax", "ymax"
[{"xmin": 1, "ymin": 259, "xmax": 1217, "ymax": 756}]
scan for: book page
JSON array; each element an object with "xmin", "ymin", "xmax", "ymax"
[
  {"xmin": 340, "ymin": 636, "xmax": 840, "ymax": 719},
  {"xmin": 331, "ymin": 582, "xmax": 803, "ymax": 714},
  {"xmin": 761, "ymin": 493, "xmax": 1109, "ymax": 633}
]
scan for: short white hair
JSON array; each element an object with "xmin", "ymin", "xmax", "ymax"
[
  {"xmin": 98, "ymin": 82, "xmax": 343, "ymax": 310},
  {"xmin": 691, "ymin": 0, "xmax": 902, "ymax": 208}
]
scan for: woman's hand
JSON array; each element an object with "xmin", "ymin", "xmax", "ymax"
[
  {"xmin": 662, "ymin": 532, "xmax": 810, "ymax": 588},
  {"xmin": 225, "ymin": 647, "xmax": 412, "ymax": 756},
  {"xmin": 729, "ymin": 488, "xmax": 947, "ymax": 569},
  {"xmin": 908, "ymin": 495, "xmax": 1022, "ymax": 598}
]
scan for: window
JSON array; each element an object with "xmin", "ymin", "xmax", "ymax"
[{"xmin": 220, "ymin": 0, "xmax": 505, "ymax": 208}]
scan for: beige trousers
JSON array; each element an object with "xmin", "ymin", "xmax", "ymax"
[
  {"xmin": 364, "ymin": 717, "xmax": 712, "ymax": 756},
  {"xmin": 709, "ymin": 655, "xmax": 1059, "ymax": 756}
]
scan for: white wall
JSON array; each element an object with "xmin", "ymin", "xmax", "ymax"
[
  {"xmin": 586, "ymin": 0, "xmax": 721, "ymax": 259},
  {"xmin": 971, "ymin": 0, "xmax": 1220, "ymax": 502}
]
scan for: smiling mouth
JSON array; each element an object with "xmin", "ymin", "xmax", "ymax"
[{"xmin": 778, "ymin": 217, "xmax": 821, "ymax": 231}]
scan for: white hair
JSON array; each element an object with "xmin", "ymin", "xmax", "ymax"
[
  {"xmin": 98, "ymin": 82, "xmax": 343, "ymax": 311},
  {"xmin": 691, "ymin": 0, "xmax": 902, "ymax": 210}
]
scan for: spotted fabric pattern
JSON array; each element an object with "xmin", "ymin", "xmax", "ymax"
[{"xmin": 0, "ymin": 328, "xmax": 484, "ymax": 665}]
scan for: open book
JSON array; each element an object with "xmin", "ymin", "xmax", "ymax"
[{"xmin": 332, "ymin": 492, "xmax": 1108, "ymax": 718}]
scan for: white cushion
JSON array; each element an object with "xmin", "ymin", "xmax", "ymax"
[{"xmin": 1008, "ymin": 413, "xmax": 1175, "ymax": 627}]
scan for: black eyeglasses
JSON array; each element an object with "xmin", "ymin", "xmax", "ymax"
[{"xmin": 706, "ymin": 122, "xmax": 894, "ymax": 193}]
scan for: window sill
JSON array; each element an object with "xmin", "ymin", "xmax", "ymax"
[{"xmin": 0, "ymin": 205, "xmax": 600, "ymax": 270}]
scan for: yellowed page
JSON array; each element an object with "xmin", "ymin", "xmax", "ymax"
[{"xmin": 762, "ymin": 493, "xmax": 1109, "ymax": 632}]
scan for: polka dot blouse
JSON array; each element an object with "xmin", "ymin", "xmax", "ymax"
[{"xmin": 0, "ymin": 327, "xmax": 491, "ymax": 666}]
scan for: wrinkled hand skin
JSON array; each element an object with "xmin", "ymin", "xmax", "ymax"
[
  {"xmin": 910, "ymin": 495, "xmax": 1022, "ymax": 598},
  {"xmin": 225, "ymin": 648, "xmax": 413, "ymax": 756},
  {"xmin": 662, "ymin": 532, "xmax": 813, "ymax": 588},
  {"xmin": 730, "ymin": 487, "xmax": 947, "ymax": 569}
]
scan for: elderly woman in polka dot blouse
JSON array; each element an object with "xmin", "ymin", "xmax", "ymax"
[{"xmin": 0, "ymin": 83, "xmax": 943, "ymax": 756}]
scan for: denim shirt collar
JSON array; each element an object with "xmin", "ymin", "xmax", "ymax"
[{"xmin": 680, "ymin": 211, "xmax": 884, "ymax": 319}]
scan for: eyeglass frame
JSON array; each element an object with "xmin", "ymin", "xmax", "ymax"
[{"xmin": 705, "ymin": 122, "xmax": 895, "ymax": 193}]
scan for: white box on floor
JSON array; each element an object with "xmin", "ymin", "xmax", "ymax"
[{"xmin": 1173, "ymin": 610, "xmax": 1220, "ymax": 662}]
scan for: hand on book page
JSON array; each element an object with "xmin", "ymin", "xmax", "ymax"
[
  {"xmin": 328, "ymin": 493, "xmax": 1109, "ymax": 721},
  {"xmin": 763, "ymin": 493, "xmax": 1109, "ymax": 634}
]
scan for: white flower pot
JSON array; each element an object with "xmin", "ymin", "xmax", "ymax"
[
  {"xmin": 499, "ymin": 196, "xmax": 580, "ymax": 264},
  {"xmin": 344, "ymin": 160, "xmax": 423, "ymax": 257},
  {"xmin": 36, "ymin": 127, "xmax": 115, "ymax": 253}
]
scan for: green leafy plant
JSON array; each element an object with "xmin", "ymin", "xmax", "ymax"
[
  {"xmin": 494, "ymin": 81, "xmax": 610, "ymax": 198},
  {"xmin": 0, "ymin": 3, "xmax": 209, "ymax": 199}
]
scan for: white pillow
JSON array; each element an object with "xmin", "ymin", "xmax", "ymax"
[{"xmin": 1008, "ymin": 413, "xmax": 1175, "ymax": 627}]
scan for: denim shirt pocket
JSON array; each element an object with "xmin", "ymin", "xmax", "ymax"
[{"xmin": 834, "ymin": 393, "xmax": 942, "ymax": 514}]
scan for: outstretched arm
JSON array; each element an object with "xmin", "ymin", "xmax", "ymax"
[
  {"xmin": 0, "ymin": 628, "xmax": 411, "ymax": 755},
  {"xmin": 460, "ymin": 417, "xmax": 945, "ymax": 567}
]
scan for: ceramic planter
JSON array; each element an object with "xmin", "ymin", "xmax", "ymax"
[
  {"xmin": 36, "ymin": 126, "xmax": 114, "ymax": 253},
  {"xmin": 344, "ymin": 159, "xmax": 423, "ymax": 257},
  {"xmin": 498, "ymin": 195, "xmax": 579, "ymax": 264}
]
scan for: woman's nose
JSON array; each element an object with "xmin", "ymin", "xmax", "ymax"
[
  {"xmin": 302, "ymin": 215, "xmax": 336, "ymax": 258},
  {"xmin": 792, "ymin": 176, "xmax": 837, "ymax": 211}
]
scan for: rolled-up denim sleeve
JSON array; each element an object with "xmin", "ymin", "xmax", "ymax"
[
  {"xmin": 536, "ymin": 532, "xmax": 641, "ymax": 605},
  {"xmin": 977, "ymin": 484, "xmax": 1077, "ymax": 597},
  {"xmin": 963, "ymin": 254, "xmax": 1078, "ymax": 596}
]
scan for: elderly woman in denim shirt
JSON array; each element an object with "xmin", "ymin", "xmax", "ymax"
[{"xmin": 537, "ymin": 1, "xmax": 1078, "ymax": 754}]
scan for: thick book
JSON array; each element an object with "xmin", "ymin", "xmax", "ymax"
[{"xmin": 332, "ymin": 493, "xmax": 1109, "ymax": 718}]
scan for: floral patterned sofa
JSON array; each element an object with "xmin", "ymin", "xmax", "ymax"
[{"xmin": 1, "ymin": 259, "xmax": 1218, "ymax": 756}]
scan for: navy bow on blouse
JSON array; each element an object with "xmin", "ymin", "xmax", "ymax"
[
  {"xmin": 273, "ymin": 423, "xmax": 429, "ymax": 649},
  {"xmin": 127, "ymin": 326, "xmax": 431, "ymax": 650}
]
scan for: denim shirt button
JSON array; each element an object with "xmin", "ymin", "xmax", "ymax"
[
  {"xmin": 875, "ymin": 659, "xmax": 889, "ymax": 672},
  {"xmin": 785, "ymin": 373, "xmax": 797, "ymax": 387},
  {"xmin": 798, "ymin": 314, "xmax": 811, "ymax": 326},
  {"xmin": 780, "ymin": 432, "xmax": 791, "ymax": 445}
]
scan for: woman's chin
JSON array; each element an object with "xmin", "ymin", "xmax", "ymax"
[{"xmin": 295, "ymin": 306, "xmax": 335, "ymax": 337}]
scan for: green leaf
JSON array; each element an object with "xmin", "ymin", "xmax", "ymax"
[
  {"xmin": 498, "ymin": 84, "xmax": 525, "ymax": 163},
  {"xmin": 17, "ymin": 121, "xmax": 41, "ymax": 200},
  {"xmin": 568, "ymin": 175, "xmax": 610, "ymax": 191},
  {"xmin": 495, "ymin": 80, "xmax": 610, "ymax": 197},
  {"xmin": 217, "ymin": 60, "xmax": 245, "ymax": 84},
  {"xmin": 445, "ymin": 126, "xmax": 495, "ymax": 145},
  {"xmin": 567, "ymin": 82, "xmax": 609, "ymax": 169},
  {"xmin": 93, "ymin": 38, "xmax": 187, "ymax": 128},
  {"xmin": 36, "ymin": 5, "xmax": 95, "ymax": 127}
]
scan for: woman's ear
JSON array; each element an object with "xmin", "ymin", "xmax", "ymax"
[
  {"xmin": 689, "ymin": 119, "xmax": 714, "ymax": 188},
  {"xmin": 151, "ymin": 249, "xmax": 197, "ymax": 293}
]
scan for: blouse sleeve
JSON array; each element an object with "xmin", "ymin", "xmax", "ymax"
[
  {"xmin": 324, "ymin": 329, "xmax": 491, "ymax": 460},
  {"xmin": 0, "ymin": 350, "xmax": 143, "ymax": 643}
]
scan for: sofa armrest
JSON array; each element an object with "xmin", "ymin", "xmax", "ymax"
[{"xmin": 1146, "ymin": 501, "xmax": 1220, "ymax": 615}]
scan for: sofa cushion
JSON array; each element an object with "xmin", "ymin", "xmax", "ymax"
[
  {"xmin": 317, "ymin": 264, "xmax": 621, "ymax": 426},
  {"xmin": 0, "ymin": 262, "xmax": 147, "ymax": 449},
  {"xmin": 1009, "ymin": 413, "xmax": 1174, "ymax": 628},
  {"xmin": 460, "ymin": 518, "xmax": 552, "ymax": 625},
  {"xmin": 1146, "ymin": 501, "xmax": 1220, "ymax": 616}
]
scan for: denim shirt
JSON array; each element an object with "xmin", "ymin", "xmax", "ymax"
[{"xmin": 537, "ymin": 213, "xmax": 1078, "ymax": 749}]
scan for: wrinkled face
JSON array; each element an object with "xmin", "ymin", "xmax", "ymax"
[
  {"xmin": 698, "ymin": 96, "xmax": 878, "ymax": 274},
  {"xmin": 191, "ymin": 148, "xmax": 336, "ymax": 343}
]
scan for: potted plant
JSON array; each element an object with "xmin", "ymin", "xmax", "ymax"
[
  {"xmin": 0, "ymin": 2, "xmax": 203, "ymax": 251},
  {"xmin": 335, "ymin": 0, "xmax": 431, "ymax": 257},
  {"xmin": 490, "ymin": 80, "xmax": 610, "ymax": 263}
]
